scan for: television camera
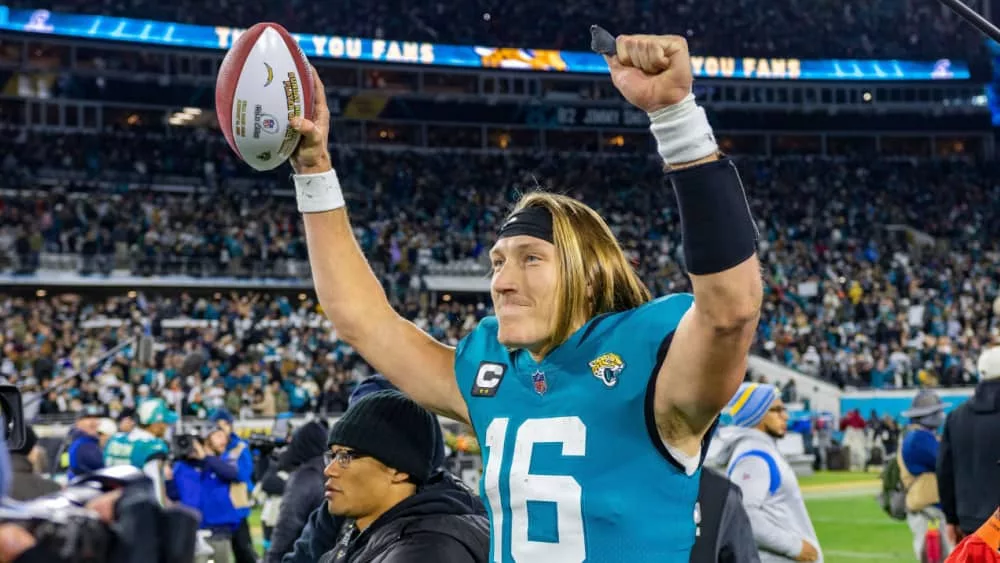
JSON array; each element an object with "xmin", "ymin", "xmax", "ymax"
[
  {"xmin": 246, "ymin": 433, "xmax": 288, "ymax": 456},
  {"xmin": 0, "ymin": 384, "xmax": 199, "ymax": 563}
]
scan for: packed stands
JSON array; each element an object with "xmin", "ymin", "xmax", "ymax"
[
  {"xmin": 3, "ymin": 291, "xmax": 484, "ymax": 422},
  {"xmin": 3, "ymin": 131, "xmax": 997, "ymax": 417},
  {"xmin": 7, "ymin": 0, "xmax": 985, "ymax": 59},
  {"xmin": 2, "ymin": 0, "xmax": 995, "ymax": 429}
]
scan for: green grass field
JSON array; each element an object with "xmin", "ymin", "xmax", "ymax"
[
  {"xmin": 800, "ymin": 471, "xmax": 885, "ymax": 486},
  {"xmin": 807, "ymin": 493, "xmax": 914, "ymax": 562},
  {"xmin": 249, "ymin": 471, "xmax": 917, "ymax": 563}
]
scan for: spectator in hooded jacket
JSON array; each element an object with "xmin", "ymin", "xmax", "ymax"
[
  {"xmin": 715, "ymin": 383, "xmax": 822, "ymax": 563},
  {"xmin": 282, "ymin": 375, "xmax": 472, "ymax": 563},
  {"xmin": 938, "ymin": 346, "xmax": 1000, "ymax": 547},
  {"xmin": 317, "ymin": 390, "xmax": 488, "ymax": 563},
  {"xmin": 264, "ymin": 420, "xmax": 329, "ymax": 563}
]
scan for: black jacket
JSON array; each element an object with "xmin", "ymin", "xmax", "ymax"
[
  {"xmin": 258, "ymin": 458, "xmax": 289, "ymax": 497},
  {"xmin": 266, "ymin": 421, "xmax": 329, "ymax": 563},
  {"xmin": 265, "ymin": 456, "xmax": 326, "ymax": 563},
  {"xmin": 317, "ymin": 471, "xmax": 488, "ymax": 563},
  {"xmin": 281, "ymin": 498, "xmax": 345, "ymax": 563},
  {"xmin": 937, "ymin": 380, "xmax": 1000, "ymax": 534},
  {"xmin": 691, "ymin": 467, "xmax": 761, "ymax": 563},
  {"xmin": 284, "ymin": 470, "xmax": 485, "ymax": 563}
]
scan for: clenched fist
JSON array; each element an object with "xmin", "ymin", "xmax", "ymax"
[
  {"xmin": 289, "ymin": 65, "xmax": 333, "ymax": 175},
  {"xmin": 605, "ymin": 34, "xmax": 693, "ymax": 114}
]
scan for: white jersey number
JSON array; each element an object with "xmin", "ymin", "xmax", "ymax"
[{"xmin": 483, "ymin": 416, "xmax": 587, "ymax": 562}]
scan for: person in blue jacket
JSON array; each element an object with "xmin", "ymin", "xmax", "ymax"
[
  {"xmin": 66, "ymin": 409, "xmax": 104, "ymax": 480},
  {"xmin": 208, "ymin": 409, "xmax": 256, "ymax": 563},
  {"xmin": 166, "ymin": 430, "xmax": 251, "ymax": 563},
  {"xmin": 900, "ymin": 389, "xmax": 954, "ymax": 559}
]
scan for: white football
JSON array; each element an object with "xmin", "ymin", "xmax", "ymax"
[{"xmin": 215, "ymin": 22, "xmax": 314, "ymax": 171}]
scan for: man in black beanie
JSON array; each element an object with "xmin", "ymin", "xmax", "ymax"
[
  {"xmin": 283, "ymin": 377, "xmax": 485, "ymax": 563},
  {"xmin": 317, "ymin": 390, "xmax": 488, "ymax": 563}
]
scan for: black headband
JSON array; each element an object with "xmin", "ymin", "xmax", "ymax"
[{"xmin": 497, "ymin": 206, "xmax": 554, "ymax": 243}]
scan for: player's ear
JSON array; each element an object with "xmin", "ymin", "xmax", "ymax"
[{"xmin": 390, "ymin": 469, "xmax": 411, "ymax": 484}]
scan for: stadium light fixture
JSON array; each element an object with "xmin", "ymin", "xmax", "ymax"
[{"xmin": 169, "ymin": 112, "xmax": 195, "ymax": 125}]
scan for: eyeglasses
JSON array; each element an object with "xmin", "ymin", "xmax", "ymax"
[{"xmin": 324, "ymin": 449, "xmax": 367, "ymax": 468}]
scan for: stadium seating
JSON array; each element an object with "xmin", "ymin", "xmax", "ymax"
[
  {"xmin": 2, "ymin": 135, "xmax": 995, "ymax": 416},
  {"xmin": 6, "ymin": 0, "xmax": 985, "ymax": 59}
]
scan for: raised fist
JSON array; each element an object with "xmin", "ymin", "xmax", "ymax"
[
  {"xmin": 289, "ymin": 65, "xmax": 333, "ymax": 175},
  {"xmin": 605, "ymin": 34, "xmax": 693, "ymax": 114}
]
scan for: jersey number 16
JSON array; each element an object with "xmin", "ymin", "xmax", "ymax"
[{"xmin": 483, "ymin": 416, "xmax": 587, "ymax": 562}]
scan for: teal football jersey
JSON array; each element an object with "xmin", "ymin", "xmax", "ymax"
[
  {"xmin": 457, "ymin": 294, "xmax": 707, "ymax": 563},
  {"xmin": 104, "ymin": 429, "xmax": 169, "ymax": 469}
]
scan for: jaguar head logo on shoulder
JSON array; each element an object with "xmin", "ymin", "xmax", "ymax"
[{"xmin": 589, "ymin": 352, "xmax": 625, "ymax": 388}]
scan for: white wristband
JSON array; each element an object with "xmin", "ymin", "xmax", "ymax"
[
  {"xmin": 648, "ymin": 93, "xmax": 719, "ymax": 166},
  {"xmin": 293, "ymin": 169, "xmax": 346, "ymax": 214}
]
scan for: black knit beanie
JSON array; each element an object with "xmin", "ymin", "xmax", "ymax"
[{"xmin": 326, "ymin": 390, "xmax": 436, "ymax": 483}]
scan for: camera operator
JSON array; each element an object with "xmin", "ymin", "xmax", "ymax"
[
  {"xmin": 165, "ymin": 434, "xmax": 205, "ymax": 511},
  {"xmin": 206, "ymin": 411, "xmax": 255, "ymax": 563},
  {"xmin": 165, "ymin": 431, "xmax": 246, "ymax": 563}
]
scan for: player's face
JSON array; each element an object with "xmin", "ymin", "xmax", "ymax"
[
  {"xmin": 323, "ymin": 446, "xmax": 399, "ymax": 521},
  {"xmin": 120, "ymin": 417, "xmax": 135, "ymax": 433},
  {"xmin": 761, "ymin": 398, "xmax": 789, "ymax": 438},
  {"xmin": 148, "ymin": 422, "xmax": 168, "ymax": 438},
  {"xmin": 489, "ymin": 235, "xmax": 559, "ymax": 352}
]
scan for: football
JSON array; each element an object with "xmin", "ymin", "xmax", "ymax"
[{"xmin": 215, "ymin": 22, "xmax": 315, "ymax": 171}]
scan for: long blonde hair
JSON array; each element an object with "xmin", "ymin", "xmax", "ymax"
[{"xmin": 507, "ymin": 192, "xmax": 652, "ymax": 355}]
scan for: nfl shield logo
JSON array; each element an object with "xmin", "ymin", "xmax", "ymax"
[
  {"xmin": 263, "ymin": 118, "xmax": 276, "ymax": 129},
  {"xmin": 532, "ymin": 371, "xmax": 547, "ymax": 395}
]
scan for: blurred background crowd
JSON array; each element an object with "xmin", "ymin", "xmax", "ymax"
[{"xmin": 2, "ymin": 145, "xmax": 998, "ymax": 425}]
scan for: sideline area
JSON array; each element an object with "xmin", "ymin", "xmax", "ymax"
[{"xmin": 248, "ymin": 470, "xmax": 913, "ymax": 563}]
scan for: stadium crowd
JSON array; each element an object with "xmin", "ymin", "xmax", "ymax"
[
  {"xmin": 8, "ymin": 0, "xmax": 983, "ymax": 59},
  {"xmin": 2, "ymin": 291, "xmax": 482, "ymax": 422},
  {"xmin": 1, "ymin": 136, "xmax": 998, "ymax": 417}
]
